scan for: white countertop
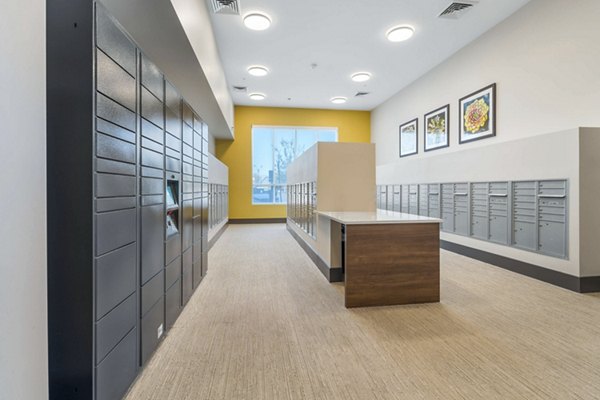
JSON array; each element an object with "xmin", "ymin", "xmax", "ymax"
[{"xmin": 317, "ymin": 210, "xmax": 442, "ymax": 225}]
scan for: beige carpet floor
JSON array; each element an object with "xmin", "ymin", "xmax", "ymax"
[{"xmin": 124, "ymin": 223, "xmax": 600, "ymax": 400}]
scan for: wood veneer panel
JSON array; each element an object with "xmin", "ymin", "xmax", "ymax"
[{"xmin": 344, "ymin": 223, "xmax": 440, "ymax": 308}]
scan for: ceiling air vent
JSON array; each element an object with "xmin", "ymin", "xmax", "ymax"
[
  {"xmin": 355, "ymin": 92, "xmax": 370, "ymax": 97},
  {"xmin": 210, "ymin": 0, "xmax": 240, "ymax": 15},
  {"xmin": 232, "ymin": 86, "xmax": 247, "ymax": 93},
  {"xmin": 439, "ymin": 1, "xmax": 478, "ymax": 19}
]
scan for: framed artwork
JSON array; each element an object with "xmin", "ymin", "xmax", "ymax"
[
  {"xmin": 399, "ymin": 118, "xmax": 418, "ymax": 157},
  {"xmin": 459, "ymin": 83, "xmax": 496, "ymax": 144},
  {"xmin": 424, "ymin": 104, "xmax": 450, "ymax": 152}
]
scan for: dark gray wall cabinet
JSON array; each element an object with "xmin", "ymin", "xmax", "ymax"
[{"xmin": 47, "ymin": 3, "xmax": 210, "ymax": 399}]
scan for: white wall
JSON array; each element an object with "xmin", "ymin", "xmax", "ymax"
[
  {"xmin": 378, "ymin": 129, "xmax": 581, "ymax": 276},
  {"xmin": 170, "ymin": 0, "xmax": 234, "ymax": 136},
  {"xmin": 208, "ymin": 153, "xmax": 229, "ymax": 185},
  {"xmin": 0, "ymin": 0, "xmax": 48, "ymax": 398},
  {"xmin": 372, "ymin": 0, "xmax": 600, "ymax": 165}
]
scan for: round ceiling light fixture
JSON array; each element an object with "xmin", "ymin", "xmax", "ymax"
[
  {"xmin": 330, "ymin": 97, "xmax": 347, "ymax": 105},
  {"xmin": 249, "ymin": 93, "xmax": 266, "ymax": 101},
  {"xmin": 247, "ymin": 65, "xmax": 269, "ymax": 77},
  {"xmin": 243, "ymin": 13, "xmax": 272, "ymax": 31},
  {"xmin": 351, "ymin": 72, "xmax": 372, "ymax": 82},
  {"xmin": 386, "ymin": 25, "xmax": 415, "ymax": 42}
]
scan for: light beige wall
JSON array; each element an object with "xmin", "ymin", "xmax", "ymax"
[
  {"xmin": 579, "ymin": 128, "xmax": 600, "ymax": 277},
  {"xmin": 318, "ymin": 143, "xmax": 376, "ymax": 212},
  {"xmin": 377, "ymin": 128, "xmax": 581, "ymax": 276},
  {"xmin": 0, "ymin": 0, "xmax": 48, "ymax": 397},
  {"xmin": 372, "ymin": 0, "xmax": 600, "ymax": 166},
  {"xmin": 287, "ymin": 142, "xmax": 376, "ymax": 267}
]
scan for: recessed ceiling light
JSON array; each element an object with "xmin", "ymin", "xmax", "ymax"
[
  {"xmin": 249, "ymin": 93, "xmax": 266, "ymax": 101},
  {"xmin": 351, "ymin": 72, "xmax": 371, "ymax": 82},
  {"xmin": 243, "ymin": 13, "xmax": 271, "ymax": 31},
  {"xmin": 386, "ymin": 25, "xmax": 415, "ymax": 42},
  {"xmin": 330, "ymin": 97, "xmax": 347, "ymax": 104},
  {"xmin": 247, "ymin": 65, "xmax": 269, "ymax": 77}
]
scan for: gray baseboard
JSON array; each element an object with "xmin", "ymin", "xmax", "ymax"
[
  {"xmin": 286, "ymin": 224, "xmax": 343, "ymax": 283},
  {"xmin": 441, "ymin": 240, "xmax": 600, "ymax": 293}
]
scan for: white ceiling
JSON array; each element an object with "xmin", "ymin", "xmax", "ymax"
[{"xmin": 208, "ymin": 0, "xmax": 530, "ymax": 111}]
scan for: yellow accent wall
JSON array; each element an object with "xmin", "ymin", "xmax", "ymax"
[{"xmin": 215, "ymin": 106, "xmax": 371, "ymax": 220}]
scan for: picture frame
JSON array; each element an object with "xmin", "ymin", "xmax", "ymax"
[
  {"xmin": 399, "ymin": 118, "xmax": 418, "ymax": 157},
  {"xmin": 459, "ymin": 83, "xmax": 496, "ymax": 144},
  {"xmin": 424, "ymin": 104, "xmax": 450, "ymax": 152}
]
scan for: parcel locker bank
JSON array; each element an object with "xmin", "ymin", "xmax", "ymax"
[{"xmin": 47, "ymin": 3, "xmax": 210, "ymax": 399}]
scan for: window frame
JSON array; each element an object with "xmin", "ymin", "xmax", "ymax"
[{"xmin": 251, "ymin": 125, "xmax": 338, "ymax": 205}]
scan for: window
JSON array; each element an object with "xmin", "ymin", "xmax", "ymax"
[{"xmin": 252, "ymin": 126, "xmax": 337, "ymax": 204}]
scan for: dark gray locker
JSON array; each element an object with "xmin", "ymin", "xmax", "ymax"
[
  {"xmin": 140, "ymin": 297, "xmax": 164, "ymax": 365},
  {"xmin": 48, "ymin": 4, "xmax": 209, "ymax": 398},
  {"xmin": 193, "ymin": 259, "xmax": 202, "ymax": 288},
  {"xmin": 182, "ymin": 249, "xmax": 193, "ymax": 303},
  {"xmin": 165, "ymin": 81, "xmax": 181, "ymax": 115},
  {"xmin": 165, "ymin": 279, "xmax": 182, "ymax": 328},
  {"xmin": 165, "ymin": 235, "xmax": 181, "ymax": 265},
  {"xmin": 166, "ymin": 110, "xmax": 182, "ymax": 139},
  {"xmin": 96, "ymin": 243, "xmax": 136, "ymax": 319},
  {"xmin": 97, "ymin": 117, "xmax": 136, "ymax": 144},
  {"xmin": 141, "ymin": 118, "xmax": 164, "ymax": 144},
  {"xmin": 141, "ymin": 88, "xmax": 164, "ymax": 130},
  {"xmin": 95, "ymin": 293, "xmax": 136, "ymax": 363},
  {"xmin": 141, "ymin": 55, "xmax": 164, "ymax": 101},
  {"xmin": 95, "ymin": 6, "xmax": 136, "ymax": 76},
  {"xmin": 95, "ymin": 328, "xmax": 137, "ymax": 400},
  {"xmin": 96, "ymin": 174, "xmax": 136, "ymax": 198},
  {"xmin": 96, "ymin": 50, "xmax": 136, "ymax": 112},
  {"xmin": 96, "ymin": 132, "xmax": 136, "ymax": 164},
  {"xmin": 97, "ymin": 93, "xmax": 136, "ymax": 132},
  {"xmin": 96, "ymin": 197, "xmax": 136, "ymax": 213},
  {"xmin": 165, "ymin": 256, "xmax": 181, "ymax": 290},
  {"xmin": 96, "ymin": 209, "xmax": 136, "ymax": 256},
  {"xmin": 142, "ymin": 137, "xmax": 164, "ymax": 154},
  {"xmin": 182, "ymin": 199, "xmax": 193, "ymax": 250},
  {"xmin": 141, "ymin": 204, "xmax": 164, "ymax": 284},
  {"xmin": 141, "ymin": 271, "xmax": 164, "ymax": 317}
]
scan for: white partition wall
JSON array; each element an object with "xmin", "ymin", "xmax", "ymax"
[
  {"xmin": 287, "ymin": 142, "xmax": 376, "ymax": 280},
  {"xmin": 208, "ymin": 153, "xmax": 229, "ymax": 242}
]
